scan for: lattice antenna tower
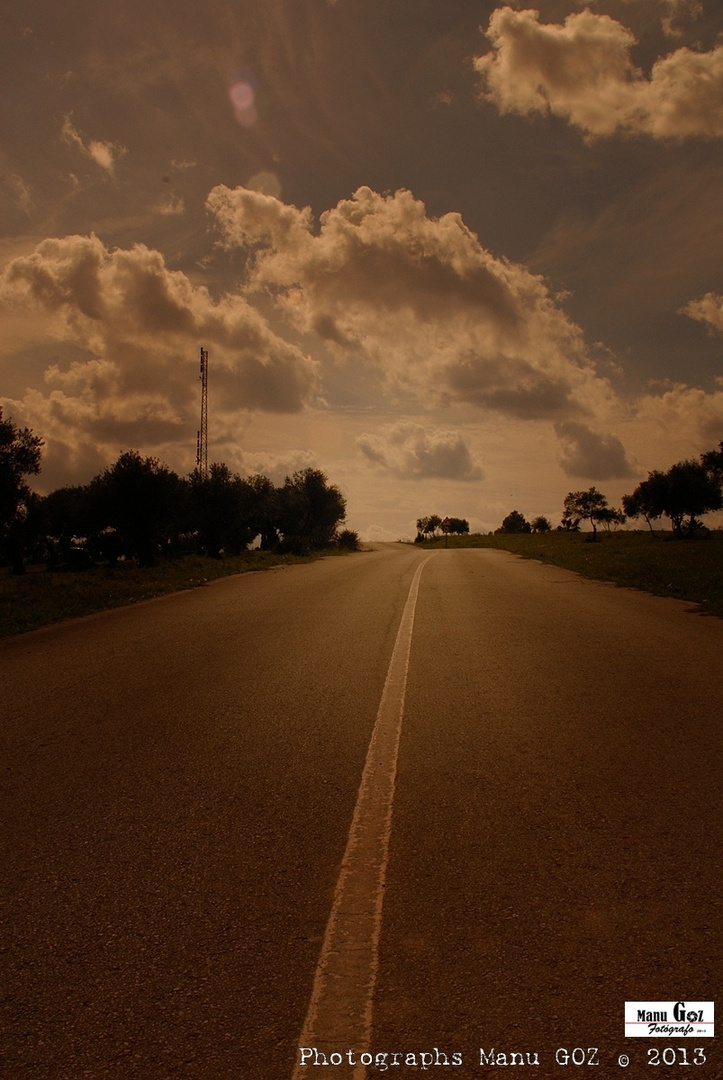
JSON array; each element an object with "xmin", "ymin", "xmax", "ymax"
[{"xmin": 195, "ymin": 347, "xmax": 209, "ymax": 479}]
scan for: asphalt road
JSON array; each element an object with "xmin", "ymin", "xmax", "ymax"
[{"xmin": 1, "ymin": 545, "xmax": 721, "ymax": 1079}]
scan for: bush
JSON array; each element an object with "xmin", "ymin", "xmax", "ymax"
[{"xmin": 337, "ymin": 529, "xmax": 361, "ymax": 551}]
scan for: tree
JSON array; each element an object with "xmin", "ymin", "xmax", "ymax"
[
  {"xmin": 190, "ymin": 462, "xmax": 253, "ymax": 558},
  {"xmin": 623, "ymin": 452, "xmax": 723, "ymax": 537},
  {"xmin": 530, "ymin": 515, "xmax": 552, "ymax": 533},
  {"xmin": 425, "ymin": 514, "xmax": 442, "ymax": 538},
  {"xmin": 38, "ymin": 483, "xmax": 95, "ymax": 566},
  {"xmin": 447, "ymin": 517, "xmax": 470, "ymax": 535},
  {"xmin": 415, "ymin": 515, "xmax": 442, "ymax": 539},
  {"xmin": 276, "ymin": 468, "xmax": 346, "ymax": 552},
  {"xmin": 497, "ymin": 510, "xmax": 531, "ymax": 534},
  {"xmin": 622, "ymin": 471, "xmax": 668, "ymax": 533},
  {"xmin": 238, "ymin": 473, "xmax": 279, "ymax": 550},
  {"xmin": 596, "ymin": 506, "xmax": 626, "ymax": 532},
  {"xmin": 562, "ymin": 488, "xmax": 614, "ymax": 539},
  {"xmin": 89, "ymin": 450, "xmax": 184, "ymax": 566},
  {"xmin": 0, "ymin": 409, "xmax": 43, "ymax": 573},
  {"xmin": 662, "ymin": 459, "xmax": 722, "ymax": 535},
  {"xmin": 701, "ymin": 441, "xmax": 723, "ymax": 486}
]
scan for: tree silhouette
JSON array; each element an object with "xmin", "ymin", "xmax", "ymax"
[
  {"xmin": 497, "ymin": 510, "xmax": 531, "ymax": 534},
  {"xmin": 190, "ymin": 463, "xmax": 253, "ymax": 558},
  {"xmin": 276, "ymin": 468, "xmax": 346, "ymax": 553},
  {"xmin": 238, "ymin": 474, "xmax": 279, "ymax": 550},
  {"xmin": 0, "ymin": 409, "xmax": 43, "ymax": 573},
  {"xmin": 90, "ymin": 450, "xmax": 184, "ymax": 566},
  {"xmin": 622, "ymin": 472, "xmax": 668, "ymax": 533},
  {"xmin": 623, "ymin": 449, "xmax": 723, "ymax": 536},
  {"xmin": 562, "ymin": 488, "xmax": 615, "ymax": 539},
  {"xmin": 447, "ymin": 517, "xmax": 470, "ymax": 535}
]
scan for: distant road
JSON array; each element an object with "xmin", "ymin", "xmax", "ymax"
[{"xmin": 2, "ymin": 545, "xmax": 721, "ymax": 1079}]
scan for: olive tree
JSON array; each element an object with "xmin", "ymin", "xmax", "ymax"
[{"xmin": 562, "ymin": 488, "xmax": 616, "ymax": 539}]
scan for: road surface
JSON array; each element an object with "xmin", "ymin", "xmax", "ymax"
[{"xmin": 1, "ymin": 544, "xmax": 721, "ymax": 1078}]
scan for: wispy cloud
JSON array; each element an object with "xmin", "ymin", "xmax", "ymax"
[
  {"xmin": 587, "ymin": 0, "xmax": 703, "ymax": 39},
  {"xmin": 61, "ymin": 115, "xmax": 126, "ymax": 175},
  {"xmin": 7, "ymin": 174, "xmax": 35, "ymax": 218}
]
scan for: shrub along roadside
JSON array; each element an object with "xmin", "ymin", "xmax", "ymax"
[
  {"xmin": 419, "ymin": 530, "xmax": 723, "ymax": 618},
  {"xmin": 0, "ymin": 547, "xmax": 356, "ymax": 640}
]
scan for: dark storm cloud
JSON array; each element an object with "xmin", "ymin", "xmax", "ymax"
[{"xmin": 554, "ymin": 420, "xmax": 635, "ymax": 479}]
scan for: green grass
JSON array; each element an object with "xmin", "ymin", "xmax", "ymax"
[
  {"xmin": 420, "ymin": 529, "xmax": 723, "ymax": 617},
  {"xmin": 0, "ymin": 549, "xmax": 338, "ymax": 639}
]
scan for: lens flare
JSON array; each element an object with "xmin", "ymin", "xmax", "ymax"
[
  {"xmin": 246, "ymin": 170, "xmax": 282, "ymax": 198},
  {"xmin": 228, "ymin": 68, "xmax": 258, "ymax": 126}
]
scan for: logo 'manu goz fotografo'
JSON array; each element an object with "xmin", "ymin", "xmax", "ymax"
[{"xmin": 625, "ymin": 1002, "xmax": 714, "ymax": 1038}]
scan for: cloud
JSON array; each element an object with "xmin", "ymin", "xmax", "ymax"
[
  {"xmin": 155, "ymin": 194, "xmax": 186, "ymax": 217},
  {"xmin": 238, "ymin": 448, "xmax": 319, "ymax": 485},
  {"xmin": 655, "ymin": 0, "xmax": 702, "ymax": 37},
  {"xmin": 207, "ymin": 185, "xmax": 616, "ymax": 423},
  {"xmin": 357, "ymin": 422, "xmax": 483, "ymax": 481},
  {"xmin": 586, "ymin": 0, "xmax": 702, "ymax": 38},
  {"xmin": 683, "ymin": 292, "xmax": 723, "ymax": 334},
  {"xmin": 554, "ymin": 420, "xmax": 635, "ymax": 478},
  {"xmin": 474, "ymin": 6, "xmax": 723, "ymax": 139},
  {"xmin": 61, "ymin": 115, "xmax": 126, "ymax": 175},
  {"xmin": 634, "ymin": 381, "xmax": 723, "ymax": 444},
  {"xmin": 7, "ymin": 175, "xmax": 34, "ymax": 218},
  {"xmin": 0, "ymin": 234, "xmax": 319, "ymax": 482},
  {"xmin": 359, "ymin": 523, "xmax": 404, "ymax": 543}
]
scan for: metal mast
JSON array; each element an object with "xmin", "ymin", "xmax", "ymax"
[{"xmin": 195, "ymin": 347, "xmax": 208, "ymax": 479}]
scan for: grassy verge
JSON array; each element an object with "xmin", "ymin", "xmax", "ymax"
[
  {"xmin": 419, "ymin": 530, "xmax": 723, "ymax": 617},
  {"xmin": 0, "ymin": 549, "xmax": 337, "ymax": 639}
]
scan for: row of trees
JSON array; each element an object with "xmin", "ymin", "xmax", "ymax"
[
  {"xmin": 622, "ymin": 445, "xmax": 723, "ymax": 536},
  {"xmin": 415, "ymin": 515, "xmax": 470, "ymax": 541},
  {"xmin": 0, "ymin": 411, "xmax": 353, "ymax": 573},
  {"xmin": 496, "ymin": 510, "xmax": 553, "ymax": 534},
  {"xmin": 495, "ymin": 501, "xmax": 623, "ymax": 537},
  {"xmin": 500, "ymin": 442, "xmax": 723, "ymax": 540}
]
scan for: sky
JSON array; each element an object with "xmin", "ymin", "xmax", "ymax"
[{"xmin": 1, "ymin": 0, "xmax": 722, "ymax": 539}]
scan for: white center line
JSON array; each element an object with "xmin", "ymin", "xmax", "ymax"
[{"xmin": 291, "ymin": 554, "xmax": 436, "ymax": 1080}]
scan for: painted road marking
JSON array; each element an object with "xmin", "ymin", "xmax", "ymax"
[{"xmin": 291, "ymin": 554, "xmax": 436, "ymax": 1079}]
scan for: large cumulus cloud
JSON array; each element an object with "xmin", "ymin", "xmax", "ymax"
[
  {"xmin": 0, "ymin": 234, "xmax": 318, "ymax": 479},
  {"xmin": 634, "ymin": 381, "xmax": 723, "ymax": 444},
  {"xmin": 357, "ymin": 422, "xmax": 483, "ymax": 482},
  {"xmin": 474, "ymin": 7, "xmax": 723, "ymax": 139},
  {"xmin": 206, "ymin": 184, "xmax": 617, "ymax": 423}
]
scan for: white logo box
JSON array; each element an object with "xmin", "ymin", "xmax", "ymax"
[{"xmin": 625, "ymin": 1001, "xmax": 714, "ymax": 1038}]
